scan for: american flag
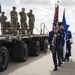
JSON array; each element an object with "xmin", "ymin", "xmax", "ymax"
[
  {"xmin": 53, "ymin": 5, "xmax": 59, "ymax": 25},
  {"xmin": 52, "ymin": 2, "xmax": 59, "ymax": 30}
]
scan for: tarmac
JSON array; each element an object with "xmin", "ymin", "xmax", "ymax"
[{"xmin": 0, "ymin": 34, "xmax": 75, "ymax": 75}]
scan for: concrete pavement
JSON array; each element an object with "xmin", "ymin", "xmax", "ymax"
[{"xmin": 0, "ymin": 34, "xmax": 75, "ymax": 75}]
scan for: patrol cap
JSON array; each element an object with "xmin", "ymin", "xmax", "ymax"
[
  {"xmin": 58, "ymin": 22, "xmax": 63, "ymax": 26},
  {"xmin": 22, "ymin": 8, "xmax": 25, "ymax": 10},
  {"xmin": 13, "ymin": 6, "xmax": 16, "ymax": 9},
  {"xmin": 30, "ymin": 9, "xmax": 33, "ymax": 12}
]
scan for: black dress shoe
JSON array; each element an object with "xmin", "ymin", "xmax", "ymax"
[
  {"xmin": 57, "ymin": 64, "xmax": 61, "ymax": 67},
  {"xmin": 67, "ymin": 59, "xmax": 69, "ymax": 61},
  {"xmin": 53, "ymin": 68, "xmax": 58, "ymax": 71},
  {"xmin": 61, "ymin": 62, "xmax": 63, "ymax": 64},
  {"xmin": 63, "ymin": 58, "xmax": 66, "ymax": 62}
]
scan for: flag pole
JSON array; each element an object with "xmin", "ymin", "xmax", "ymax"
[
  {"xmin": 57, "ymin": 0, "xmax": 59, "ymax": 24},
  {"xmin": 0, "ymin": 3, "xmax": 2, "ymax": 13},
  {"xmin": 51, "ymin": 0, "xmax": 60, "ymax": 52}
]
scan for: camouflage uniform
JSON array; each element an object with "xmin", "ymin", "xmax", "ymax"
[
  {"xmin": 27, "ymin": 10, "xmax": 35, "ymax": 35},
  {"xmin": 19, "ymin": 8, "xmax": 27, "ymax": 36},
  {"xmin": 0, "ymin": 12, "xmax": 7, "ymax": 35},
  {"xmin": 10, "ymin": 7, "xmax": 18, "ymax": 35}
]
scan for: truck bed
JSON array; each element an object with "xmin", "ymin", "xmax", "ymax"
[{"xmin": 0, "ymin": 34, "xmax": 48, "ymax": 41}]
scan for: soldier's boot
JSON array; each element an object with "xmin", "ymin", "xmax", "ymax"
[
  {"xmin": 12, "ymin": 30, "xmax": 17, "ymax": 36},
  {"xmin": 22, "ymin": 32, "xmax": 26, "ymax": 36},
  {"xmin": 11, "ymin": 30, "xmax": 14, "ymax": 35},
  {"xmin": 2, "ymin": 30, "xmax": 6, "ymax": 35},
  {"xmin": 14, "ymin": 33, "xmax": 17, "ymax": 36},
  {"xmin": 31, "ymin": 30, "xmax": 33, "ymax": 35},
  {"xmin": 30, "ymin": 31, "xmax": 31, "ymax": 35},
  {"xmin": 27, "ymin": 29, "xmax": 30, "ymax": 35}
]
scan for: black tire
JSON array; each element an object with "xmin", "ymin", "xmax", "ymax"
[
  {"xmin": 17, "ymin": 42, "xmax": 28, "ymax": 62},
  {"xmin": 40, "ymin": 40, "xmax": 48, "ymax": 53},
  {"xmin": 27, "ymin": 41, "xmax": 33, "ymax": 56},
  {"xmin": 32, "ymin": 41, "xmax": 40, "ymax": 56},
  {"xmin": 0, "ymin": 46, "xmax": 8, "ymax": 72},
  {"xmin": 11, "ymin": 43, "xmax": 19, "ymax": 62}
]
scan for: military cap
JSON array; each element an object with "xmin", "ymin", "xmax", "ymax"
[
  {"xmin": 53, "ymin": 22, "xmax": 57, "ymax": 26},
  {"xmin": 2, "ymin": 11, "xmax": 5, "ymax": 13},
  {"xmin": 61, "ymin": 28, "xmax": 66, "ymax": 32},
  {"xmin": 58, "ymin": 22, "xmax": 63, "ymax": 26}
]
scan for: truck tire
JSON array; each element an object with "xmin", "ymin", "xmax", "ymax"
[
  {"xmin": 12, "ymin": 43, "xmax": 19, "ymax": 62},
  {"xmin": 17, "ymin": 42, "xmax": 28, "ymax": 62},
  {"xmin": 32, "ymin": 41, "xmax": 40, "ymax": 56},
  {"xmin": 0, "ymin": 46, "xmax": 8, "ymax": 72},
  {"xmin": 27, "ymin": 41, "xmax": 33, "ymax": 56},
  {"xmin": 40, "ymin": 40, "xmax": 48, "ymax": 53}
]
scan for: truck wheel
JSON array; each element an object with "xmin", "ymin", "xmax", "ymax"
[
  {"xmin": 17, "ymin": 42, "xmax": 28, "ymax": 62},
  {"xmin": 32, "ymin": 41, "xmax": 40, "ymax": 56},
  {"xmin": 0, "ymin": 46, "xmax": 8, "ymax": 72},
  {"xmin": 12, "ymin": 43, "xmax": 19, "ymax": 62},
  {"xmin": 26, "ymin": 41, "xmax": 33, "ymax": 56},
  {"xmin": 40, "ymin": 40, "xmax": 48, "ymax": 53}
]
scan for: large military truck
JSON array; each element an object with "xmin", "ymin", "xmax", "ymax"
[{"xmin": 0, "ymin": 22, "xmax": 49, "ymax": 72}]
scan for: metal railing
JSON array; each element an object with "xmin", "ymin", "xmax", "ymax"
[{"xmin": 40, "ymin": 23, "xmax": 49, "ymax": 35}]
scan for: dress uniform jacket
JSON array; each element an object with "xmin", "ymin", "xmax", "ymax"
[
  {"xmin": 48, "ymin": 31, "xmax": 56, "ymax": 50},
  {"xmin": 56, "ymin": 29, "xmax": 65, "ymax": 49},
  {"xmin": 66, "ymin": 30, "xmax": 72, "ymax": 56}
]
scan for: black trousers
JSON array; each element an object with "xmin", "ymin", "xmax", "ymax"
[
  {"xmin": 65, "ymin": 41, "xmax": 71, "ymax": 60},
  {"xmin": 57, "ymin": 48, "xmax": 62, "ymax": 65},
  {"xmin": 52, "ymin": 51, "xmax": 57, "ymax": 68}
]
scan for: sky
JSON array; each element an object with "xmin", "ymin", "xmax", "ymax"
[{"xmin": 0, "ymin": 0, "xmax": 75, "ymax": 34}]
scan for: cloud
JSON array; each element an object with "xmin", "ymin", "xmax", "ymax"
[
  {"xmin": 60, "ymin": 0, "xmax": 75, "ymax": 7},
  {"xmin": 15, "ymin": 0, "xmax": 21, "ymax": 5},
  {"xmin": 1, "ymin": 0, "xmax": 75, "ymax": 33},
  {"xmin": 14, "ymin": 0, "xmax": 54, "ymax": 31},
  {"xmin": 15, "ymin": 0, "xmax": 52, "ymax": 6}
]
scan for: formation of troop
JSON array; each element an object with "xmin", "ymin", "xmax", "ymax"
[
  {"xmin": 48, "ymin": 22, "xmax": 73, "ymax": 71},
  {"xmin": 0, "ymin": 6, "xmax": 35, "ymax": 36}
]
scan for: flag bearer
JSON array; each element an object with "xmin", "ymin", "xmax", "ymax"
[
  {"xmin": 48, "ymin": 23, "xmax": 58, "ymax": 71},
  {"xmin": 65, "ymin": 25, "xmax": 73, "ymax": 61},
  {"xmin": 56, "ymin": 22, "xmax": 65, "ymax": 65}
]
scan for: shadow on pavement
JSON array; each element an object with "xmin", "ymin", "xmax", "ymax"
[
  {"xmin": 0, "ymin": 51, "xmax": 50, "ymax": 75},
  {"xmin": 50, "ymin": 59, "xmax": 75, "ymax": 75}
]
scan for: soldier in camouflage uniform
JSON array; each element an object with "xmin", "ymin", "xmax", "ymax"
[
  {"xmin": 10, "ymin": 6, "xmax": 18, "ymax": 35},
  {"xmin": 27, "ymin": 9, "xmax": 35, "ymax": 35},
  {"xmin": 19, "ymin": 8, "xmax": 27, "ymax": 36},
  {"xmin": 0, "ymin": 11, "xmax": 7, "ymax": 35}
]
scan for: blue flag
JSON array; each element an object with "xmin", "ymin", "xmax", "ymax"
[
  {"xmin": 0, "ymin": 4, "xmax": 1, "ymax": 13},
  {"xmin": 62, "ymin": 10, "xmax": 69, "ymax": 40}
]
